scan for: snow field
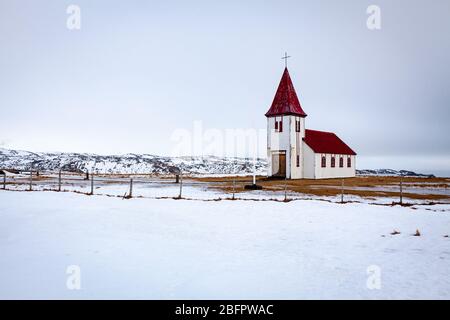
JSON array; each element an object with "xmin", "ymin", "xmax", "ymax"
[{"xmin": 0, "ymin": 191, "xmax": 449, "ymax": 299}]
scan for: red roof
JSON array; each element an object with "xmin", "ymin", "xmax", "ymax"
[
  {"xmin": 303, "ymin": 129, "xmax": 356, "ymax": 155},
  {"xmin": 265, "ymin": 68, "xmax": 307, "ymax": 117}
]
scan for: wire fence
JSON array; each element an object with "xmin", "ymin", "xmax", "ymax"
[{"xmin": 0, "ymin": 169, "xmax": 449, "ymax": 207}]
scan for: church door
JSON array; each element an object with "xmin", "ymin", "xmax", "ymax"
[{"xmin": 272, "ymin": 151, "xmax": 286, "ymax": 178}]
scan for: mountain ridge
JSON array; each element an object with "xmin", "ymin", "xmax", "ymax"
[{"xmin": 0, "ymin": 148, "xmax": 436, "ymax": 177}]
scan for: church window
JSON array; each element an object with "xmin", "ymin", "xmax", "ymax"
[
  {"xmin": 274, "ymin": 118, "xmax": 283, "ymax": 132},
  {"xmin": 295, "ymin": 119, "xmax": 301, "ymax": 132},
  {"xmin": 339, "ymin": 157, "xmax": 344, "ymax": 168},
  {"xmin": 296, "ymin": 155, "xmax": 300, "ymax": 167},
  {"xmin": 331, "ymin": 156, "xmax": 336, "ymax": 168},
  {"xmin": 321, "ymin": 155, "xmax": 326, "ymax": 168},
  {"xmin": 347, "ymin": 156, "xmax": 351, "ymax": 168}
]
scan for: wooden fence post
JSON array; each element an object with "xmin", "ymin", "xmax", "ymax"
[
  {"xmin": 178, "ymin": 173, "xmax": 183, "ymax": 198},
  {"xmin": 2, "ymin": 173, "xmax": 5, "ymax": 190},
  {"xmin": 129, "ymin": 178, "xmax": 133, "ymax": 198},
  {"xmin": 232, "ymin": 178, "xmax": 236, "ymax": 200},
  {"xmin": 341, "ymin": 179, "xmax": 344, "ymax": 204},
  {"xmin": 58, "ymin": 169, "xmax": 62, "ymax": 192},
  {"xmin": 400, "ymin": 176, "xmax": 403, "ymax": 205},
  {"xmin": 29, "ymin": 170, "xmax": 33, "ymax": 191},
  {"xmin": 284, "ymin": 176, "xmax": 288, "ymax": 202},
  {"xmin": 90, "ymin": 173, "xmax": 94, "ymax": 195}
]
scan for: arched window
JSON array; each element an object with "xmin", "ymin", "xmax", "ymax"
[
  {"xmin": 321, "ymin": 155, "xmax": 326, "ymax": 168},
  {"xmin": 331, "ymin": 156, "xmax": 336, "ymax": 168},
  {"xmin": 339, "ymin": 157, "xmax": 344, "ymax": 168},
  {"xmin": 347, "ymin": 156, "xmax": 351, "ymax": 168}
]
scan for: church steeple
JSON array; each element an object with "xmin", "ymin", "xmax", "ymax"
[{"xmin": 265, "ymin": 67, "xmax": 307, "ymax": 118}]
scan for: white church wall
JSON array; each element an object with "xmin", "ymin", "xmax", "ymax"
[
  {"xmin": 267, "ymin": 116, "xmax": 308, "ymax": 179},
  {"xmin": 314, "ymin": 154, "xmax": 356, "ymax": 179},
  {"xmin": 289, "ymin": 116, "xmax": 305, "ymax": 179},
  {"xmin": 302, "ymin": 143, "xmax": 316, "ymax": 179},
  {"xmin": 267, "ymin": 116, "xmax": 292, "ymax": 177},
  {"xmin": 267, "ymin": 116, "xmax": 356, "ymax": 180}
]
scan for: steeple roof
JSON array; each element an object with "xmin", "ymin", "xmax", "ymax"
[{"xmin": 265, "ymin": 68, "xmax": 307, "ymax": 117}]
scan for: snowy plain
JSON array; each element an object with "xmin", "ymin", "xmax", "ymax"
[{"xmin": 0, "ymin": 189, "xmax": 449, "ymax": 299}]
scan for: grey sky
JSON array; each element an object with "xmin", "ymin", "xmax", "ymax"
[{"xmin": 0, "ymin": 0, "xmax": 449, "ymax": 174}]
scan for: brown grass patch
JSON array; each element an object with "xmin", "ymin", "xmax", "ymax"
[{"xmin": 191, "ymin": 176, "xmax": 450, "ymax": 201}]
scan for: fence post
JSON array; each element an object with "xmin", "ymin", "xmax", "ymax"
[
  {"xmin": 90, "ymin": 173, "xmax": 94, "ymax": 195},
  {"xmin": 129, "ymin": 178, "xmax": 133, "ymax": 198},
  {"xmin": 178, "ymin": 173, "xmax": 183, "ymax": 198},
  {"xmin": 2, "ymin": 173, "xmax": 5, "ymax": 190},
  {"xmin": 400, "ymin": 176, "xmax": 403, "ymax": 205},
  {"xmin": 284, "ymin": 176, "xmax": 288, "ymax": 202},
  {"xmin": 29, "ymin": 170, "xmax": 33, "ymax": 191},
  {"xmin": 341, "ymin": 179, "xmax": 344, "ymax": 204},
  {"xmin": 58, "ymin": 169, "xmax": 62, "ymax": 192},
  {"xmin": 232, "ymin": 178, "xmax": 236, "ymax": 200}
]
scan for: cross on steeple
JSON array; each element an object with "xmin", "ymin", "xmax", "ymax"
[{"xmin": 281, "ymin": 52, "xmax": 291, "ymax": 68}]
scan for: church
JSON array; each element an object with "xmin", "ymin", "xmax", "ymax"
[{"xmin": 266, "ymin": 66, "xmax": 357, "ymax": 180}]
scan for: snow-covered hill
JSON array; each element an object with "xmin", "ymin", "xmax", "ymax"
[
  {"xmin": 0, "ymin": 148, "xmax": 266, "ymax": 175},
  {"xmin": 0, "ymin": 148, "xmax": 435, "ymax": 177},
  {"xmin": 356, "ymin": 169, "xmax": 435, "ymax": 178}
]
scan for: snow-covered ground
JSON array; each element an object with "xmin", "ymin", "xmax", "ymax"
[{"xmin": 0, "ymin": 190, "xmax": 449, "ymax": 299}]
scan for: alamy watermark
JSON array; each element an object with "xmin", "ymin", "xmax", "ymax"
[
  {"xmin": 170, "ymin": 120, "xmax": 269, "ymax": 159},
  {"xmin": 367, "ymin": 5, "xmax": 381, "ymax": 30},
  {"xmin": 366, "ymin": 265, "xmax": 381, "ymax": 290},
  {"xmin": 66, "ymin": 265, "xmax": 81, "ymax": 290},
  {"xmin": 66, "ymin": 5, "xmax": 81, "ymax": 30}
]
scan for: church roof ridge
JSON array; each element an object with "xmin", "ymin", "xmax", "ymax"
[{"xmin": 303, "ymin": 129, "xmax": 357, "ymax": 155}]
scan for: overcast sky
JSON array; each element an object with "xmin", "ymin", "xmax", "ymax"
[{"xmin": 0, "ymin": 0, "xmax": 449, "ymax": 174}]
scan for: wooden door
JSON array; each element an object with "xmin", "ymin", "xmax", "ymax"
[
  {"xmin": 272, "ymin": 151, "xmax": 286, "ymax": 178},
  {"xmin": 278, "ymin": 153, "xmax": 286, "ymax": 177}
]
